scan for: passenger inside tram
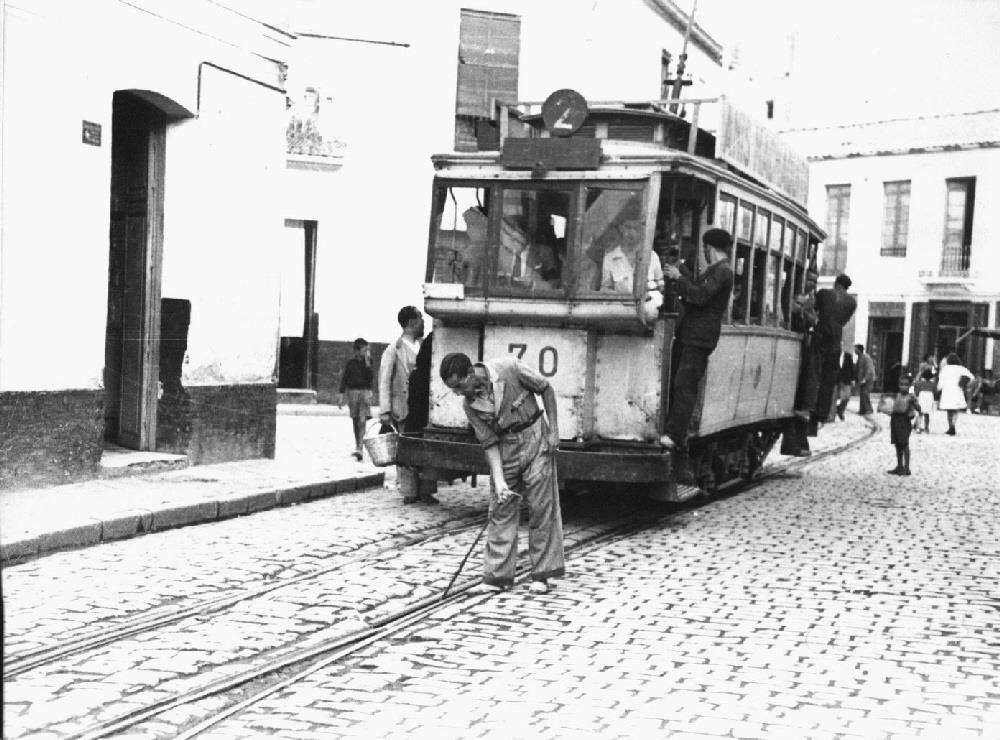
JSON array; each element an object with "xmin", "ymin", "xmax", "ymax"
[{"xmin": 577, "ymin": 189, "xmax": 646, "ymax": 294}]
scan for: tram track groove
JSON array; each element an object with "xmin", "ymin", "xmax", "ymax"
[
  {"xmin": 67, "ymin": 424, "xmax": 877, "ymax": 740},
  {"xmin": 3, "ymin": 516, "xmax": 489, "ymax": 678}
]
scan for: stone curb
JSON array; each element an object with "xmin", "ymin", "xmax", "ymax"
[{"xmin": 0, "ymin": 471, "xmax": 385, "ymax": 567}]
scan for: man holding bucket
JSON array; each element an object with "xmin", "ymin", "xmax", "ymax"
[
  {"xmin": 378, "ymin": 306, "xmax": 435, "ymax": 504},
  {"xmin": 440, "ymin": 352, "xmax": 565, "ymax": 594}
]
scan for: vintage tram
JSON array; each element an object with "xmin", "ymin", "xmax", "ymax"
[{"xmin": 396, "ymin": 91, "xmax": 824, "ymax": 501}]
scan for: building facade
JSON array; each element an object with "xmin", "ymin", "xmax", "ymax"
[
  {"xmin": 274, "ymin": 0, "xmax": 725, "ymax": 401},
  {"xmin": 782, "ymin": 111, "xmax": 1000, "ymax": 390},
  {"xmin": 0, "ymin": 1, "xmax": 293, "ymax": 488}
]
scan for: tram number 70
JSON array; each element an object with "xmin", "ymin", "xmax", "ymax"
[{"xmin": 508, "ymin": 343, "xmax": 559, "ymax": 377}]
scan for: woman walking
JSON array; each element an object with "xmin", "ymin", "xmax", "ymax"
[{"xmin": 937, "ymin": 352, "xmax": 974, "ymax": 436}]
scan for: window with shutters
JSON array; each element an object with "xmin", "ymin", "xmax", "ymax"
[
  {"xmin": 821, "ymin": 184, "xmax": 850, "ymax": 275},
  {"xmin": 880, "ymin": 180, "xmax": 910, "ymax": 257},
  {"xmin": 455, "ymin": 9, "xmax": 521, "ymax": 152},
  {"xmin": 941, "ymin": 177, "xmax": 975, "ymax": 275}
]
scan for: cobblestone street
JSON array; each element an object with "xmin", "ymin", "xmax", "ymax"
[{"xmin": 3, "ymin": 409, "xmax": 999, "ymax": 739}]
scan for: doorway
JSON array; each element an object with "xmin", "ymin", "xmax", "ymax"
[
  {"xmin": 103, "ymin": 92, "xmax": 166, "ymax": 449},
  {"xmin": 868, "ymin": 317, "xmax": 904, "ymax": 392},
  {"xmin": 277, "ymin": 219, "xmax": 318, "ymax": 389}
]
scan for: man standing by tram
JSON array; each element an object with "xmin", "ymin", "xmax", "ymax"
[
  {"xmin": 660, "ymin": 227, "xmax": 735, "ymax": 483},
  {"xmin": 379, "ymin": 306, "xmax": 434, "ymax": 504},
  {"xmin": 439, "ymin": 352, "xmax": 565, "ymax": 594}
]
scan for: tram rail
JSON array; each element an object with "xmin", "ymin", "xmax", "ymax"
[
  {"xmin": 65, "ymin": 422, "xmax": 877, "ymax": 740},
  {"xmin": 3, "ymin": 515, "xmax": 489, "ymax": 678}
]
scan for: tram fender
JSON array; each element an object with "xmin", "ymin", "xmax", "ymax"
[{"xmin": 396, "ymin": 434, "xmax": 673, "ymax": 484}]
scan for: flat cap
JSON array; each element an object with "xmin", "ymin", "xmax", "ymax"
[{"xmin": 702, "ymin": 227, "xmax": 733, "ymax": 250}]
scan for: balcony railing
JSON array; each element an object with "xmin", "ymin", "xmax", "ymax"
[{"xmin": 940, "ymin": 245, "xmax": 971, "ymax": 276}]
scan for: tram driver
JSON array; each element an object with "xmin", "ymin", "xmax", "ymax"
[{"xmin": 659, "ymin": 227, "xmax": 735, "ymax": 483}]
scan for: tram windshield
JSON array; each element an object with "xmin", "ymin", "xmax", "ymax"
[
  {"xmin": 429, "ymin": 185, "xmax": 490, "ymax": 289},
  {"xmin": 494, "ymin": 187, "xmax": 571, "ymax": 292},
  {"xmin": 428, "ymin": 181, "xmax": 655, "ymax": 300},
  {"xmin": 577, "ymin": 187, "xmax": 645, "ymax": 295}
]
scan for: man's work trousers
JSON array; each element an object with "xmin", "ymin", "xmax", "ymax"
[
  {"xmin": 801, "ymin": 342, "xmax": 840, "ymax": 423},
  {"xmin": 664, "ymin": 343, "xmax": 712, "ymax": 445},
  {"xmin": 858, "ymin": 381, "xmax": 874, "ymax": 415},
  {"xmin": 483, "ymin": 419, "xmax": 565, "ymax": 588}
]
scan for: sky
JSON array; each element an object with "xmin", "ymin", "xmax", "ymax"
[
  {"xmin": 696, "ymin": 0, "xmax": 1000, "ymax": 128},
  {"xmin": 261, "ymin": 0, "xmax": 1000, "ymax": 129}
]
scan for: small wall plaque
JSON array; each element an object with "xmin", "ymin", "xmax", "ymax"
[{"xmin": 82, "ymin": 121, "xmax": 102, "ymax": 146}]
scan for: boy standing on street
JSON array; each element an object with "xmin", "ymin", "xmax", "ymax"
[
  {"xmin": 339, "ymin": 338, "xmax": 374, "ymax": 461},
  {"xmin": 885, "ymin": 373, "xmax": 920, "ymax": 476}
]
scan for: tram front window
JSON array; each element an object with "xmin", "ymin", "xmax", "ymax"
[
  {"xmin": 429, "ymin": 185, "xmax": 490, "ymax": 290},
  {"xmin": 578, "ymin": 188, "xmax": 645, "ymax": 294},
  {"xmin": 492, "ymin": 188, "xmax": 571, "ymax": 293}
]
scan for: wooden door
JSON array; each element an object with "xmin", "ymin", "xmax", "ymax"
[{"xmin": 105, "ymin": 93, "xmax": 164, "ymax": 449}]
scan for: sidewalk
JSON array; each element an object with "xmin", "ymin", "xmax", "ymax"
[
  {"xmin": 0, "ymin": 406, "xmax": 384, "ymax": 565},
  {"xmin": 0, "ymin": 400, "xmax": 881, "ymax": 566}
]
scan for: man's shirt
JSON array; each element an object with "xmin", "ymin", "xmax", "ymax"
[
  {"xmin": 462, "ymin": 357, "xmax": 550, "ymax": 449},
  {"xmin": 674, "ymin": 258, "xmax": 735, "ymax": 351}
]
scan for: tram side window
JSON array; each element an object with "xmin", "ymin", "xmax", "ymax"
[
  {"xmin": 492, "ymin": 187, "xmax": 571, "ymax": 293},
  {"xmin": 802, "ymin": 229, "xmax": 816, "ymax": 274},
  {"xmin": 577, "ymin": 187, "xmax": 646, "ymax": 295},
  {"xmin": 731, "ymin": 202, "xmax": 755, "ymax": 323},
  {"xmin": 772, "ymin": 217, "xmax": 792, "ymax": 327},
  {"xmin": 715, "ymin": 193, "xmax": 738, "ymax": 322},
  {"xmin": 429, "ymin": 185, "xmax": 490, "ymax": 290},
  {"xmin": 762, "ymin": 211, "xmax": 782, "ymax": 326},
  {"xmin": 749, "ymin": 209, "xmax": 769, "ymax": 324}
]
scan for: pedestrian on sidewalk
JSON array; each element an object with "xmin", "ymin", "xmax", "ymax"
[
  {"xmin": 855, "ymin": 343, "xmax": 876, "ymax": 416},
  {"xmin": 913, "ymin": 369, "xmax": 936, "ymax": 433},
  {"xmin": 829, "ymin": 342, "xmax": 855, "ymax": 422},
  {"xmin": 937, "ymin": 352, "xmax": 974, "ymax": 436},
  {"xmin": 884, "ymin": 373, "xmax": 920, "ymax": 476},
  {"xmin": 440, "ymin": 352, "xmax": 565, "ymax": 594},
  {"xmin": 339, "ymin": 338, "xmax": 374, "ymax": 461},
  {"xmin": 379, "ymin": 305, "xmax": 431, "ymax": 503}
]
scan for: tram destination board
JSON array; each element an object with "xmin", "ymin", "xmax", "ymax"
[{"xmin": 501, "ymin": 137, "xmax": 601, "ymax": 171}]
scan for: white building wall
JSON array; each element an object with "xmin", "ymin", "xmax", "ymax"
[
  {"xmin": 0, "ymin": 0, "xmax": 289, "ymax": 392},
  {"xmin": 805, "ymin": 147, "xmax": 1000, "ymax": 358},
  {"xmin": 282, "ymin": 0, "xmax": 725, "ymax": 344}
]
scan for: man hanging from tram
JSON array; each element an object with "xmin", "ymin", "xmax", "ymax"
[{"xmin": 660, "ymin": 227, "xmax": 735, "ymax": 483}]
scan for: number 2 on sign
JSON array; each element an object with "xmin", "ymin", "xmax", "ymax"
[{"xmin": 507, "ymin": 343, "xmax": 559, "ymax": 377}]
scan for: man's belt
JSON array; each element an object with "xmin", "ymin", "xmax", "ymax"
[{"xmin": 498, "ymin": 409, "xmax": 543, "ymax": 436}]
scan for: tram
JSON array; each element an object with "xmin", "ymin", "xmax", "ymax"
[{"xmin": 396, "ymin": 90, "xmax": 825, "ymax": 501}]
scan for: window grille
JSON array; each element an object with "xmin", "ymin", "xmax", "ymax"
[
  {"xmin": 880, "ymin": 180, "xmax": 910, "ymax": 257},
  {"xmin": 822, "ymin": 184, "xmax": 850, "ymax": 275},
  {"xmin": 941, "ymin": 177, "xmax": 975, "ymax": 275}
]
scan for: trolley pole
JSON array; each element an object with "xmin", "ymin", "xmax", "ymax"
[{"xmin": 669, "ymin": 0, "xmax": 698, "ymax": 113}]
